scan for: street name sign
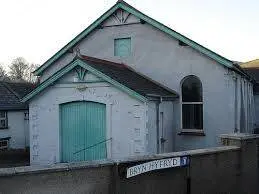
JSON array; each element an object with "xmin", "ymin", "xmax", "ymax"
[{"xmin": 126, "ymin": 156, "xmax": 189, "ymax": 178}]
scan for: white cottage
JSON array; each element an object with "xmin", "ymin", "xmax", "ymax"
[
  {"xmin": 0, "ymin": 81, "xmax": 34, "ymax": 150},
  {"xmin": 23, "ymin": 0, "xmax": 254, "ymax": 165}
]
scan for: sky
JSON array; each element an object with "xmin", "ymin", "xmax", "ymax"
[{"xmin": 0, "ymin": 0, "xmax": 258, "ymax": 68}]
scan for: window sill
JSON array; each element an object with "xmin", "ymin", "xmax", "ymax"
[
  {"xmin": 0, "ymin": 127, "xmax": 9, "ymax": 130},
  {"xmin": 178, "ymin": 129, "xmax": 205, "ymax": 136}
]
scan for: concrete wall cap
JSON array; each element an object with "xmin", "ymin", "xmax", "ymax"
[
  {"xmin": 0, "ymin": 146, "xmax": 240, "ymax": 176},
  {"xmin": 0, "ymin": 159, "xmax": 115, "ymax": 177},
  {"xmin": 219, "ymin": 133, "xmax": 259, "ymax": 140},
  {"xmin": 114, "ymin": 146, "xmax": 240, "ymax": 164}
]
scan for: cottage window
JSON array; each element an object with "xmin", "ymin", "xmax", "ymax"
[
  {"xmin": 114, "ymin": 38, "xmax": 131, "ymax": 57},
  {"xmin": 0, "ymin": 111, "xmax": 8, "ymax": 129},
  {"xmin": 181, "ymin": 76, "xmax": 203, "ymax": 130},
  {"xmin": 0, "ymin": 139, "xmax": 9, "ymax": 150}
]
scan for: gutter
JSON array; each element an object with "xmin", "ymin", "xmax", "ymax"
[{"xmin": 232, "ymin": 63, "xmax": 255, "ymax": 83}]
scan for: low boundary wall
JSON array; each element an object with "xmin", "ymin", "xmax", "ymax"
[{"xmin": 0, "ymin": 134, "xmax": 258, "ymax": 194}]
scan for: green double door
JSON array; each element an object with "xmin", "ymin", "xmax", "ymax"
[{"xmin": 60, "ymin": 101, "xmax": 106, "ymax": 162}]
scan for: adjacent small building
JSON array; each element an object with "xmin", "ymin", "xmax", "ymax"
[
  {"xmin": 23, "ymin": 0, "xmax": 255, "ymax": 165},
  {"xmin": 241, "ymin": 59, "xmax": 259, "ymax": 129},
  {"xmin": 0, "ymin": 81, "xmax": 34, "ymax": 150}
]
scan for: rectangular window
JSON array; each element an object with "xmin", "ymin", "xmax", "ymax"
[
  {"xmin": 182, "ymin": 104, "xmax": 203, "ymax": 129},
  {"xmin": 114, "ymin": 38, "xmax": 131, "ymax": 57},
  {"xmin": 0, "ymin": 139, "xmax": 9, "ymax": 150},
  {"xmin": 0, "ymin": 111, "xmax": 7, "ymax": 129}
]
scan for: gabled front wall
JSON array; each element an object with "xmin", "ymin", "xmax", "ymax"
[
  {"xmin": 29, "ymin": 71, "xmax": 148, "ymax": 165},
  {"xmin": 39, "ymin": 11, "xmax": 243, "ymax": 150}
]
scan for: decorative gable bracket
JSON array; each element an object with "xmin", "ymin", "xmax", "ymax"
[
  {"xmin": 112, "ymin": 9, "xmax": 131, "ymax": 24},
  {"xmin": 75, "ymin": 66, "xmax": 88, "ymax": 81}
]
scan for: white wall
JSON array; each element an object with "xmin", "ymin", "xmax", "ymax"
[
  {"xmin": 38, "ymin": 11, "xmax": 248, "ymax": 151},
  {"xmin": 0, "ymin": 110, "xmax": 29, "ymax": 149},
  {"xmin": 29, "ymin": 72, "xmax": 148, "ymax": 165}
]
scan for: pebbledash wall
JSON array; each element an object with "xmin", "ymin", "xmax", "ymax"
[
  {"xmin": 0, "ymin": 111, "xmax": 29, "ymax": 149},
  {"xmin": 0, "ymin": 134, "xmax": 258, "ymax": 194},
  {"xmin": 37, "ymin": 11, "xmax": 250, "ymax": 151},
  {"xmin": 29, "ymin": 70, "xmax": 174, "ymax": 165}
]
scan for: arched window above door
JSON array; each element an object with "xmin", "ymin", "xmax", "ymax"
[{"xmin": 181, "ymin": 76, "xmax": 203, "ymax": 130}]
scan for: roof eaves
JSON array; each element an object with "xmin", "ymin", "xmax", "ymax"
[
  {"xmin": 23, "ymin": 59, "xmax": 148, "ymax": 103},
  {"xmin": 33, "ymin": 1, "xmax": 234, "ymax": 76},
  {"xmin": 22, "ymin": 59, "xmax": 81, "ymax": 102},
  {"xmin": 232, "ymin": 63, "xmax": 255, "ymax": 82},
  {"xmin": 118, "ymin": 2, "xmax": 233, "ymax": 68},
  {"xmin": 33, "ymin": 3, "xmax": 120, "ymax": 76}
]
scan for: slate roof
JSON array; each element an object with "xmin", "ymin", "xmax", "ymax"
[
  {"xmin": 23, "ymin": 56, "xmax": 178, "ymax": 102},
  {"xmin": 0, "ymin": 81, "xmax": 35, "ymax": 110},
  {"xmin": 80, "ymin": 55, "xmax": 178, "ymax": 98}
]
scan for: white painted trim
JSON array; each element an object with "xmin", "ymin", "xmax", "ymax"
[
  {"xmin": 180, "ymin": 129, "xmax": 204, "ymax": 133},
  {"xmin": 182, "ymin": 102, "xmax": 203, "ymax": 105},
  {"xmin": 106, "ymin": 103, "xmax": 113, "ymax": 159}
]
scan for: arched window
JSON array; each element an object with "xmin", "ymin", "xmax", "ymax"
[{"xmin": 181, "ymin": 76, "xmax": 203, "ymax": 130}]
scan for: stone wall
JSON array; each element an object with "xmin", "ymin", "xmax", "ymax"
[{"xmin": 0, "ymin": 134, "xmax": 258, "ymax": 194}]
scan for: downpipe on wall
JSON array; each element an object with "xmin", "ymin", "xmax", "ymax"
[
  {"xmin": 155, "ymin": 96, "xmax": 165, "ymax": 154},
  {"xmin": 147, "ymin": 94, "xmax": 177, "ymax": 154}
]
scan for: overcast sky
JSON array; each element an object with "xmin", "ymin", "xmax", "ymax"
[{"xmin": 0, "ymin": 0, "xmax": 258, "ymax": 68}]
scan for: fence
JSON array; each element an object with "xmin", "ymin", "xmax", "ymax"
[{"xmin": 0, "ymin": 133, "xmax": 258, "ymax": 194}]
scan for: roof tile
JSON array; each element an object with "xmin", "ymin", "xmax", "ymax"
[{"xmin": 0, "ymin": 82, "xmax": 35, "ymax": 110}]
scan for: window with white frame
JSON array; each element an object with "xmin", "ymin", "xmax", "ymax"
[
  {"xmin": 181, "ymin": 76, "xmax": 203, "ymax": 130},
  {"xmin": 0, "ymin": 111, "xmax": 8, "ymax": 129}
]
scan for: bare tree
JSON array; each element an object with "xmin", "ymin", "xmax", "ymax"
[
  {"xmin": 0, "ymin": 64, "xmax": 9, "ymax": 81},
  {"xmin": 8, "ymin": 57, "xmax": 39, "ymax": 82},
  {"xmin": 27, "ymin": 63, "xmax": 39, "ymax": 83},
  {"xmin": 9, "ymin": 57, "xmax": 29, "ymax": 81}
]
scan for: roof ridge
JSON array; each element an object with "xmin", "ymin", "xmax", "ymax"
[
  {"xmin": 244, "ymin": 59, "xmax": 259, "ymax": 63},
  {"xmin": 80, "ymin": 55, "xmax": 127, "ymax": 68},
  {"xmin": 33, "ymin": 0, "xmax": 237, "ymax": 76}
]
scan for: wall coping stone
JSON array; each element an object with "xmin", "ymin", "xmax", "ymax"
[
  {"xmin": 219, "ymin": 133, "xmax": 259, "ymax": 140},
  {"xmin": 115, "ymin": 146, "xmax": 240, "ymax": 164},
  {"xmin": 0, "ymin": 146, "xmax": 239, "ymax": 177}
]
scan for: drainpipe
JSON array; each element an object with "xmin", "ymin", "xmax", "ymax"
[
  {"xmin": 234, "ymin": 72, "xmax": 238, "ymax": 133},
  {"xmin": 156, "ymin": 96, "xmax": 163, "ymax": 154},
  {"xmin": 147, "ymin": 94, "xmax": 177, "ymax": 154}
]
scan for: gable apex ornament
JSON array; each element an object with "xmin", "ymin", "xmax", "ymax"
[{"xmin": 75, "ymin": 47, "xmax": 82, "ymax": 58}]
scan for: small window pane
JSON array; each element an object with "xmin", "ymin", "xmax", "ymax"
[
  {"xmin": 182, "ymin": 104, "xmax": 203, "ymax": 129},
  {"xmin": 0, "ymin": 112, "xmax": 6, "ymax": 118},
  {"xmin": 182, "ymin": 76, "xmax": 202, "ymax": 102},
  {"xmin": 0, "ymin": 120, "xmax": 6, "ymax": 128},
  {"xmin": 114, "ymin": 38, "xmax": 131, "ymax": 57}
]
